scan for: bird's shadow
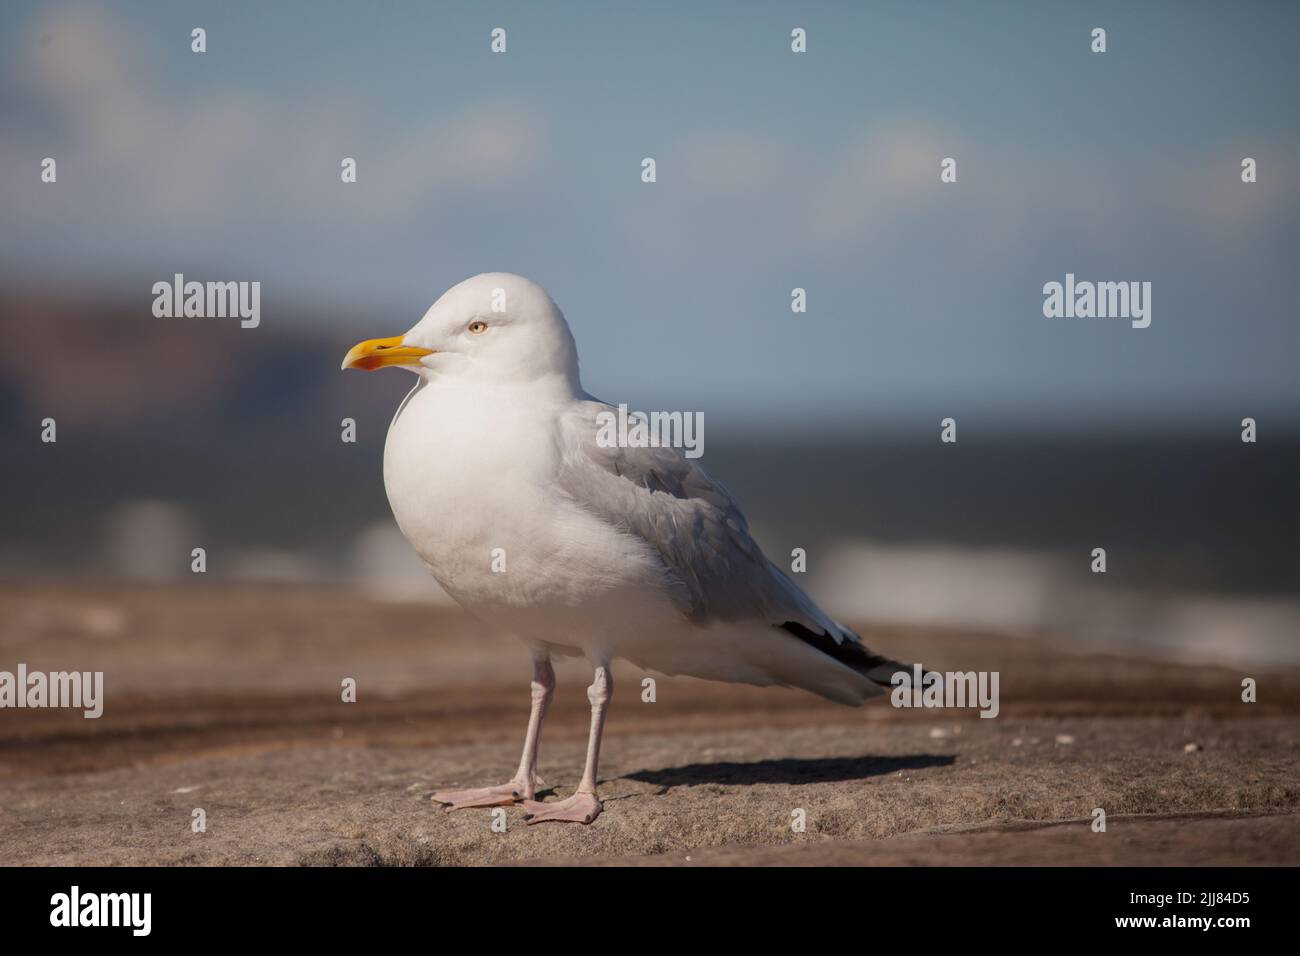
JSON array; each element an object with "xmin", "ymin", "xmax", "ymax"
[{"xmin": 623, "ymin": 753, "xmax": 955, "ymax": 790}]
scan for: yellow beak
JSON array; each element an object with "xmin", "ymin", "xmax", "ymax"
[{"xmin": 340, "ymin": 336, "xmax": 435, "ymax": 371}]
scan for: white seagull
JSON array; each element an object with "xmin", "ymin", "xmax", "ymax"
[{"xmin": 342, "ymin": 273, "xmax": 915, "ymax": 824}]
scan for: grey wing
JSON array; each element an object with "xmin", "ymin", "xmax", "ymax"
[{"xmin": 555, "ymin": 400, "xmax": 894, "ymax": 676}]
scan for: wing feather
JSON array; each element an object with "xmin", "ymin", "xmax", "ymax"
[{"xmin": 555, "ymin": 400, "xmax": 861, "ymax": 649}]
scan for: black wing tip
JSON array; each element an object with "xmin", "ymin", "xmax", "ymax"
[{"xmin": 777, "ymin": 621, "xmax": 894, "ymax": 679}]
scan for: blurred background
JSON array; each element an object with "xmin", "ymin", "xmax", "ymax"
[{"xmin": 2, "ymin": 1, "xmax": 1298, "ymax": 667}]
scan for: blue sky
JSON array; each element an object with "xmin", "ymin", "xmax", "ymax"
[{"xmin": 3, "ymin": 0, "xmax": 1297, "ymax": 431}]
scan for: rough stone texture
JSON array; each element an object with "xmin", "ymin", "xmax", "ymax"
[{"xmin": 1, "ymin": 584, "xmax": 1296, "ymax": 866}]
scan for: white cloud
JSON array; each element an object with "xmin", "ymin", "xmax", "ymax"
[
  {"xmin": 3, "ymin": 5, "xmax": 545, "ymax": 237},
  {"xmin": 627, "ymin": 121, "xmax": 1298, "ymax": 266}
]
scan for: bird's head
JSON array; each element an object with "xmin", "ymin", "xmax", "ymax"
[{"xmin": 341, "ymin": 273, "xmax": 580, "ymax": 388}]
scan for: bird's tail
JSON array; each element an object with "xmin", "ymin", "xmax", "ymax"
[
  {"xmin": 862, "ymin": 657, "xmax": 942, "ymax": 693},
  {"xmin": 776, "ymin": 621, "xmax": 940, "ymax": 705},
  {"xmin": 863, "ymin": 657, "xmax": 912, "ymax": 689}
]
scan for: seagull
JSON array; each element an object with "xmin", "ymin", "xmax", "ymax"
[{"xmin": 342, "ymin": 273, "xmax": 916, "ymax": 824}]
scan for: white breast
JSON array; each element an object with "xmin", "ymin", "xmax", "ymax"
[{"xmin": 381, "ymin": 379, "xmax": 677, "ymax": 646}]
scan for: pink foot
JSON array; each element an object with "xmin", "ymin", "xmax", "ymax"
[
  {"xmin": 521, "ymin": 791, "xmax": 602, "ymax": 825},
  {"xmin": 431, "ymin": 779, "xmax": 533, "ymax": 810}
]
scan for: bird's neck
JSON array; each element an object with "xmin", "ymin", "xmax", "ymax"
[{"xmin": 417, "ymin": 369, "xmax": 584, "ymax": 406}]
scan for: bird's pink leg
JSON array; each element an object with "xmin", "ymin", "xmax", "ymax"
[
  {"xmin": 431, "ymin": 653, "xmax": 554, "ymax": 810},
  {"xmin": 522, "ymin": 660, "xmax": 610, "ymax": 825}
]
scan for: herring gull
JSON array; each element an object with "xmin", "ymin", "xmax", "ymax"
[{"xmin": 342, "ymin": 273, "xmax": 916, "ymax": 824}]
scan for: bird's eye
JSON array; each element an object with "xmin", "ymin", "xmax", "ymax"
[{"xmin": 468, "ymin": 320, "xmax": 489, "ymax": 335}]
